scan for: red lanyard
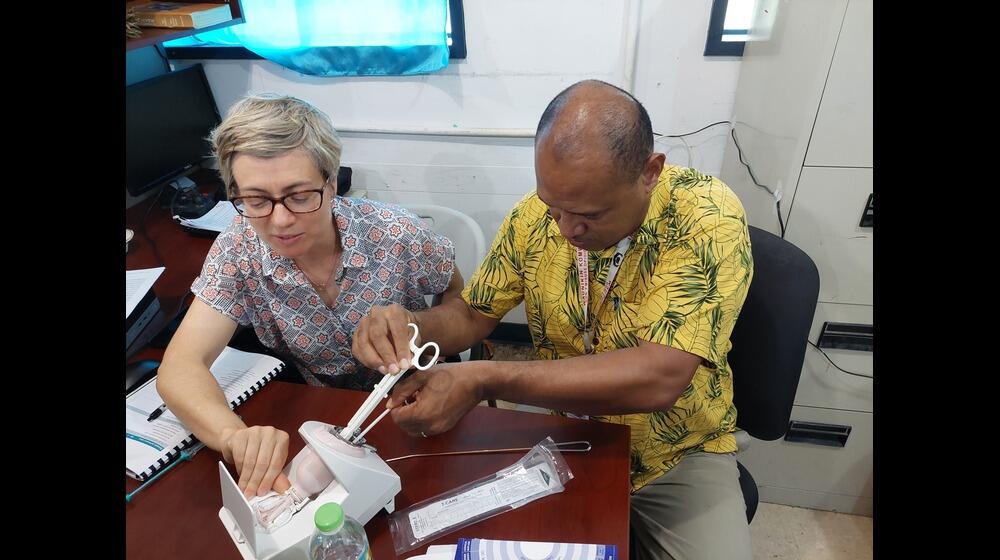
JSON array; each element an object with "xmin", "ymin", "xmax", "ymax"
[{"xmin": 576, "ymin": 236, "xmax": 632, "ymax": 353}]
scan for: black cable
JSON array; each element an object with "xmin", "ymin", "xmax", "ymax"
[
  {"xmin": 730, "ymin": 127, "xmax": 785, "ymax": 238},
  {"xmin": 140, "ymin": 183, "xmax": 168, "ymax": 231},
  {"xmin": 729, "ymin": 128, "xmax": 772, "ymax": 194},
  {"xmin": 775, "ymin": 199, "xmax": 786, "ymax": 240},
  {"xmin": 138, "ymin": 184, "xmax": 170, "ymax": 266},
  {"xmin": 654, "ymin": 120, "xmax": 733, "ymax": 138},
  {"xmin": 653, "ymin": 120, "xmax": 787, "ymax": 238},
  {"xmin": 808, "ymin": 341, "xmax": 873, "ymax": 379},
  {"xmin": 153, "ymin": 43, "xmax": 172, "ymax": 72},
  {"xmin": 168, "ymin": 185, "xmax": 183, "ymax": 216}
]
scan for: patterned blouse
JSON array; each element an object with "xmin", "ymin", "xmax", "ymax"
[{"xmin": 192, "ymin": 196, "xmax": 455, "ymax": 389}]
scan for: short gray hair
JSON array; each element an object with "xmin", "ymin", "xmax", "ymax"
[{"xmin": 210, "ymin": 94, "xmax": 342, "ymax": 196}]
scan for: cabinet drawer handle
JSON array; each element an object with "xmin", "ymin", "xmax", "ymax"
[{"xmin": 785, "ymin": 421, "xmax": 851, "ymax": 447}]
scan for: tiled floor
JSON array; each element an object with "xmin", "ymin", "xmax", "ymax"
[
  {"xmin": 485, "ymin": 342, "xmax": 873, "ymax": 559},
  {"xmin": 750, "ymin": 503, "xmax": 872, "ymax": 560}
]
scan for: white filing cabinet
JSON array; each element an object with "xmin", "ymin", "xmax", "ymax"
[{"xmin": 719, "ymin": 0, "xmax": 873, "ymax": 516}]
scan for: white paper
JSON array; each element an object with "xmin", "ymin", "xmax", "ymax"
[
  {"xmin": 126, "ymin": 267, "xmax": 165, "ymax": 318},
  {"xmin": 125, "ymin": 377, "xmax": 191, "ymax": 478},
  {"xmin": 177, "ymin": 201, "xmax": 237, "ymax": 232},
  {"xmin": 407, "ymin": 464, "xmax": 556, "ymax": 540},
  {"xmin": 208, "ymin": 347, "xmax": 285, "ymax": 404}
]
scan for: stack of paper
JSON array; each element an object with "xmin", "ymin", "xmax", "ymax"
[
  {"xmin": 126, "ymin": 267, "xmax": 164, "ymax": 318},
  {"xmin": 175, "ymin": 201, "xmax": 238, "ymax": 233}
]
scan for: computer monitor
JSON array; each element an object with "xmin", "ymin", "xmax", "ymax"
[{"xmin": 126, "ymin": 64, "xmax": 221, "ymax": 197}]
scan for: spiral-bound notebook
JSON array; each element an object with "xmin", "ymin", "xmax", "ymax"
[{"xmin": 125, "ymin": 347, "xmax": 285, "ymax": 481}]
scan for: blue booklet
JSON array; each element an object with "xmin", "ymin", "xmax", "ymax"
[{"xmin": 453, "ymin": 538, "xmax": 617, "ymax": 560}]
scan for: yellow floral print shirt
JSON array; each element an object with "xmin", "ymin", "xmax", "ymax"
[{"xmin": 461, "ymin": 165, "xmax": 754, "ymax": 491}]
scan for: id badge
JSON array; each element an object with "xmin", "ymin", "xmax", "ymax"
[{"xmin": 582, "ymin": 329, "xmax": 595, "ymax": 354}]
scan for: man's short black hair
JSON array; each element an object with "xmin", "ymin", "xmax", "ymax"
[{"xmin": 535, "ymin": 80, "xmax": 653, "ymax": 182}]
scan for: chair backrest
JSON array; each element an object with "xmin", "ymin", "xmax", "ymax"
[
  {"xmin": 728, "ymin": 226, "xmax": 820, "ymax": 441},
  {"xmin": 401, "ymin": 203, "xmax": 487, "ymax": 291}
]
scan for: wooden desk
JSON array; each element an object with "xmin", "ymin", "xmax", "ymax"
[
  {"xmin": 125, "ymin": 383, "xmax": 631, "ymax": 559},
  {"xmin": 126, "ymin": 175, "xmax": 220, "ymax": 361}
]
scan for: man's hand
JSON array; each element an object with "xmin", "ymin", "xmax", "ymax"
[
  {"xmin": 219, "ymin": 425, "xmax": 291, "ymax": 498},
  {"xmin": 387, "ymin": 362, "xmax": 486, "ymax": 437},
  {"xmin": 353, "ymin": 304, "xmax": 419, "ymax": 374}
]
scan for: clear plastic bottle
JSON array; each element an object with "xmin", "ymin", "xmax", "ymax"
[{"xmin": 309, "ymin": 502, "xmax": 371, "ymax": 560}]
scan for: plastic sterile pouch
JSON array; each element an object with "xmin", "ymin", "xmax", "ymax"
[{"xmin": 388, "ymin": 436, "xmax": 574, "ymax": 555}]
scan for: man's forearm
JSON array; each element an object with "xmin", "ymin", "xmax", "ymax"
[
  {"xmin": 475, "ymin": 343, "xmax": 698, "ymax": 415},
  {"xmin": 413, "ymin": 296, "xmax": 496, "ymax": 357}
]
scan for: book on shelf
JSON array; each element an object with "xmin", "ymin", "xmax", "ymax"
[{"xmin": 126, "ymin": 1, "xmax": 232, "ymax": 30}]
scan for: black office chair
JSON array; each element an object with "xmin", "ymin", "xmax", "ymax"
[{"xmin": 727, "ymin": 225, "xmax": 820, "ymax": 523}]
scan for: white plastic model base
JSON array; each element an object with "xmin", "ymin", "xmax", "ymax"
[{"xmin": 218, "ymin": 420, "xmax": 401, "ymax": 560}]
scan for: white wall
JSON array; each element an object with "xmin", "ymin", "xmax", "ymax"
[{"xmin": 177, "ymin": 0, "xmax": 742, "ymax": 322}]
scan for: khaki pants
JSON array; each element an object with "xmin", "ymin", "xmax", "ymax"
[{"xmin": 630, "ymin": 452, "xmax": 752, "ymax": 560}]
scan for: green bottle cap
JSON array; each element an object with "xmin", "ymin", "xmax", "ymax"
[{"xmin": 314, "ymin": 502, "xmax": 345, "ymax": 533}]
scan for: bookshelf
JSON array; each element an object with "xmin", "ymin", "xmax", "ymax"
[{"xmin": 126, "ymin": 1, "xmax": 244, "ymax": 51}]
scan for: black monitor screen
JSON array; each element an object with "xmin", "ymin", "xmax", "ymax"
[{"xmin": 126, "ymin": 64, "xmax": 221, "ymax": 196}]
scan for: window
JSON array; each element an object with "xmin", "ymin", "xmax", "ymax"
[
  {"xmin": 704, "ymin": 0, "xmax": 753, "ymax": 57},
  {"xmin": 164, "ymin": 0, "xmax": 466, "ymax": 61}
]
